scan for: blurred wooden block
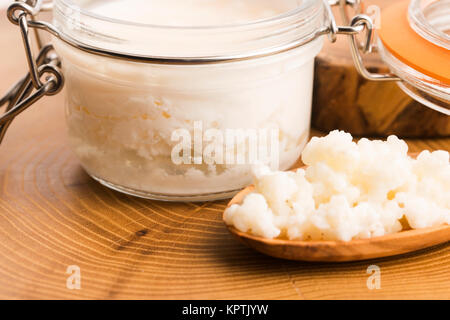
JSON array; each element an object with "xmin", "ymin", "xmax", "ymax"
[{"xmin": 312, "ymin": 0, "xmax": 450, "ymax": 138}]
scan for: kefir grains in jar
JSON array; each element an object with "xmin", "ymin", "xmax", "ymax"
[{"xmin": 52, "ymin": 0, "xmax": 325, "ymax": 200}]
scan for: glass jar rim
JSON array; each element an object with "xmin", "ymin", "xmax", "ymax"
[
  {"xmin": 408, "ymin": 0, "xmax": 450, "ymax": 50},
  {"xmin": 379, "ymin": 40, "xmax": 450, "ymax": 115},
  {"xmin": 377, "ymin": 0, "xmax": 449, "ymax": 114},
  {"xmin": 52, "ymin": 0, "xmax": 327, "ymax": 62},
  {"xmin": 56, "ymin": 0, "xmax": 320, "ymax": 30}
]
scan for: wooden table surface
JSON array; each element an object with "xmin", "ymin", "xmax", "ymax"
[{"xmin": 0, "ymin": 11, "xmax": 449, "ymax": 300}]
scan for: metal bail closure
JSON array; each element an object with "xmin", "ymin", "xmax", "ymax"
[
  {"xmin": 326, "ymin": 0, "xmax": 401, "ymax": 82},
  {"xmin": 0, "ymin": 0, "xmax": 63, "ymax": 144}
]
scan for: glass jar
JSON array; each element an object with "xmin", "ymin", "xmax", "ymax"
[
  {"xmin": 377, "ymin": 0, "xmax": 450, "ymax": 114},
  {"xmin": 1, "ymin": 0, "xmax": 448, "ymax": 201},
  {"xmin": 53, "ymin": 0, "xmax": 326, "ymax": 201}
]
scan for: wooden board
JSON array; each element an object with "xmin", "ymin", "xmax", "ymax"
[
  {"xmin": 312, "ymin": 0, "xmax": 450, "ymax": 138},
  {"xmin": 0, "ymin": 10, "xmax": 449, "ymax": 300}
]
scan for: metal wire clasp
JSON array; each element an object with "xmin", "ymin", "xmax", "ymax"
[
  {"xmin": 0, "ymin": 0, "xmax": 63, "ymax": 144},
  {"xmin": 326, "ymin": 0, "xmax": 400, "ymax": 82}
]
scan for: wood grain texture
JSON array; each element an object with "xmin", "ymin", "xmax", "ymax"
[
  {"xmin": 0, "ymin": 10, "xmax": 449, "ymax": 300},
  {"xmin": 312, "ymin": 0, "xmax": 450, "ymax": 138},
  {"xmin": 227, "ymin": 185, "xmax": 450, "ymax": 262}
]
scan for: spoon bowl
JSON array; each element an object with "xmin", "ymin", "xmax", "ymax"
[{"xmin": 225, "ymin": 183, "xmax": 450, "ymax": 262}]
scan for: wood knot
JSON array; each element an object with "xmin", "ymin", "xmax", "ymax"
[{"xmin": 135, "ymin": 229, "xmax": 149, "ymax": 237}]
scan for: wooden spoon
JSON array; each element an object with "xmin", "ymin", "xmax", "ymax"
[{"xmin": 225, "ymin": 183, "xmax": 450, "ymax": 263}]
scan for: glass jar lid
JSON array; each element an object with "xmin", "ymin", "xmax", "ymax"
[
  {"xmin": 378, "ymin": 0, "xmax": 450, "ymax": 114},
  {"xmin": 52, "ymin": 0, "xmax": 326, "ymax": 61},
  {"xmin": 409, "ymin": 0, "xmax": 450, "ymax": 50}
]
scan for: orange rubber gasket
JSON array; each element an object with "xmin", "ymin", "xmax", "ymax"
[{"xmin": 378, "ymin": 0, "xmax": 450, "ymax": 84}]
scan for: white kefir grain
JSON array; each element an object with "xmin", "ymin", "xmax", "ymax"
[{"xmin": 224, "ymin": 131, "xmax": 450, "ymax": 241}]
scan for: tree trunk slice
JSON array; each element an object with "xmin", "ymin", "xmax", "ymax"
[
  {"xmin": 0, "ymin": 7, "xmax": 450, "ymax": 300},
  {"xmin": 312, "ymin": 0, "xmax": 450, "ymax": 138}
]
